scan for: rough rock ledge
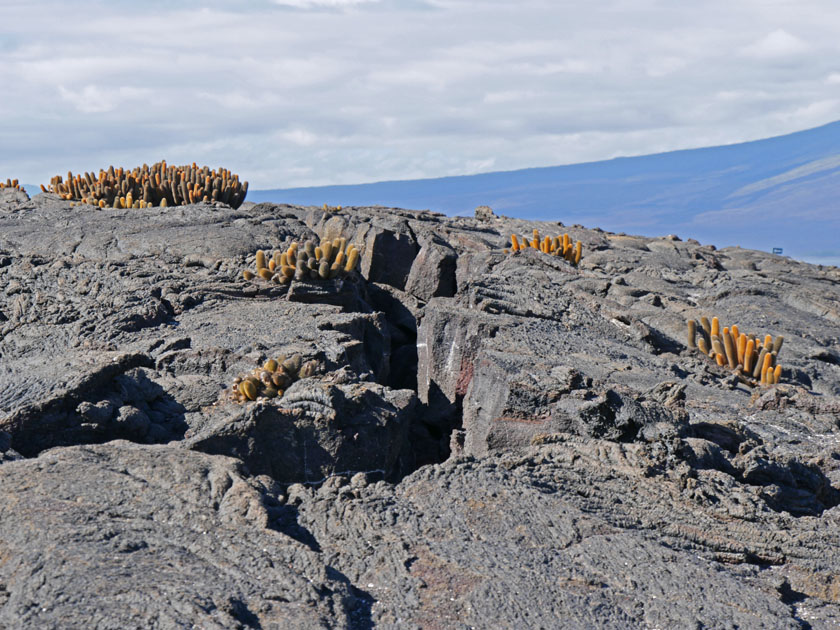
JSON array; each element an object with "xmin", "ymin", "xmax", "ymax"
[{"xmin": 1, "ymin": 186, "xmax": 840, "ymax": 628}]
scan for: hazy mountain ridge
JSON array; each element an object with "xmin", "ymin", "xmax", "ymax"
[{"xmin": 251, "ymin": 120, "xmax": 840, "ymax": 262}]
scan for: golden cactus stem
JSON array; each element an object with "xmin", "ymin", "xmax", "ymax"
[
  {"xmin": 511, "ymin": 234, "xmax": 520, "ymax": 251},
  {"xmin": 773, "ymin": 364, "xmax": 782, "ymax": 384},
  {"xmin": 731, "ymin": 324, "xmax": 740, "ymax": 345},
  {"xmin": 697, "ymin": 337, "xmax": 710, "ymax": 356},
  {"xmin": 743, "ymin": 339, "xmax": 756, "ymax": 373},
  {"xmin": 711, "ymin": 317, "xmax": 720, "ymax": 338},
  {"xmin": 344, "ymin": 247, "xmax": 359, "ymax": 272},
  {"xmin": 752, "ymin": 347, "xmax": 768, "ymax": 379},
  {"xmin": 574, "ymin": 241, "xmax": 582, "ymax": 265},
  {"xmin": 773, "ymin": 335, "xmax": 784, "ymax": 355},
  {"xmin": 723, "ymin": 331, "xmax": 738, "ymax": 369},
  {"xmin": 711, "ymin": 336, "xmax": 725, "ymax": 358},
  {"xmin": 255, "ymin": 250, "xmax": 266, "ymax": 270},
  {"xmin": 763, "ymin": 334, "xmax": 772, "ymax": 351},
  {"xmin": 687, "ymin": 320, "xmax": 697, "ymax": 349},
  {"xmin": 760, "ymin": 351, "xmax": 773, "ymax": 383},
  {"xmin": 700, "ymin": 316, "xmax": 711, "ymax": 338},
  {"xmin": 239, "ymin": 380, "xmax": 257, "ymax": 401},
  {"xmin": 715, "ymin": 352, "xmax": 726, "ymax": 367},
  {"xmin": 242, "ymin": 270, "xmax": 255, "ymax": 280}
]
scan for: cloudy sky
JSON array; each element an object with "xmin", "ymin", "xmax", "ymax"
[{"xmin": 2, "ymin": 0, "xmax": 839, "ymax": 189}]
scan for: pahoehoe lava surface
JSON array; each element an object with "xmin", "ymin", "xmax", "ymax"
[{"xmin": 1, "ymin": 186, "xmax": 840, "ymax": 629}]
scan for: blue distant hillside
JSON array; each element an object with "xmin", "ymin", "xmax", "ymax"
[{"xmin": 250, "ymin": 121, "xmax": 840, "ymax": 263}]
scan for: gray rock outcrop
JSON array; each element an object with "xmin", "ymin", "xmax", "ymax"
[{"xmin": 1, "ymin": 193, "xmax": 839, "ymax": 628}]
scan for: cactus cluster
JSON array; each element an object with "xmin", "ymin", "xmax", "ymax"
[
  {"xmin": 227, "ymin": 354, "xmax": 320, "ymax": 403},
  {"xmin": 687, "ymin": 316, "xmax": 784, "ymax": 386},
  {"xmin": 0, "ymin": 179, "xmax": 23, "ymax": 191},
  {"xmin": 41, "ymin": 162, "xmax": 248, "ymax": 209},
  {"xmin": 242, "ymin": 237, "xmax": 361, "ymax": 285},
  {"xmin": 506, "ymin": 229, "xmax": 582, "ymax": 265}
]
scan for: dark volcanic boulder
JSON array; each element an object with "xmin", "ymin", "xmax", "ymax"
[
  {"xmin": 186, "ymin": 379, "xmax": 416, "ymax": 483},
  {"xmin": 0, "ymin": 441, "xmax": 361, "ymax": 629}
]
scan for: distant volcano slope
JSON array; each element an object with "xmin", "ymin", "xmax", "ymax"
[{"xmin": 251, "ymin": 120, "xmax": 840, "ymax": 261}]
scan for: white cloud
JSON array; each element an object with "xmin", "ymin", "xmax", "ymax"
[
  {"xmin": 58, "ymin": 85, "xmax": 152, "ymax": 114},
  {"xmin": 741, "ymin": 29, "xmax": 809, "ymax": 59},
  {"xmin": 2, "ymin": 1, "xmax": 840, "ymax": 189},
  {"xmin": 271, "ymin": 0, "xmax": 380, "ymax": 7}
]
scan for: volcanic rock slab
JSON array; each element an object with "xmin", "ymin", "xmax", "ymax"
[{"xmin": 1, "ymin": 192, "xmax": 840, "ymax": 628}]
